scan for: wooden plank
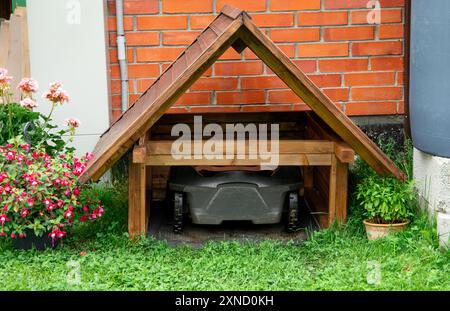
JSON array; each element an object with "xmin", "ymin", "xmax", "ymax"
[
  {"xmin": 240, "ymin": 14, "xmax": 406, "ymax": 181},
  {"xmin": 144, "ymin": 140, "xmax": 334, "ymax": 156},
  {"xmin": 0, "ymin": 20, "xmax": 10, "ymax": 67},
  {"xmin": 80, "ymin": 15, "xmax": 244, "ymax": 183},
  {"xmin": 335, "ymin": 158, "xmax": 348, "ymax": 223},
  {"xmin": 334, "ymin": 142, "xmax": 355, "ymax": 163},
  {"xmin": 143, "ymin": 154, "xmax": 332, "ymax": 166},
  {"xmin": 328, "ymin": 155, "xmax": 348, "ymax": 225},
  {"xmin": 128, "ymin": 161, "xmax": 147, "ymax": 237}
]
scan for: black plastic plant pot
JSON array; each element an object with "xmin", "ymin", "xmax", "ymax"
[{"xmin": 12, "ymin": 229, "xmax": 58, "ymax": 251}]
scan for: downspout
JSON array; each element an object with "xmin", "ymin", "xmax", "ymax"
[{"xmin": 115, "ymin": 0, "xmax": 128, "ymax": 112}]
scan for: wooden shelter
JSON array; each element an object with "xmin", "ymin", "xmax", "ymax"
[{"xmin": 79, "ymin": 5, "xmax": 405, "ymax": 237}]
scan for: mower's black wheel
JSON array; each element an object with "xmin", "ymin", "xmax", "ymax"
[
  {"xmin": 286, "ymin": 192, "xmax": 300, "ymax": 233},
  {"xmin": 173, "ymin": 192, "xmax": 184, "ymax": 234}
]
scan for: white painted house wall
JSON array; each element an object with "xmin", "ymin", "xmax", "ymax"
[{"xmin": 26, "ymin": 0, "xmax": 110, "ymax": 155}]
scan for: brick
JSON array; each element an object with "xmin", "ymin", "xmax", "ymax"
[
  {"xmin": 245, "ymin": 45, "xmax": 295, "ymax": 59},
  {"xmin": 297, "ymin": 43, "xmax": 349, "ymax": 57},
  {"xmin": 324, "ymin": 88, "xmax": 349, "ymax": 102},
  {"xmin": 346, "ymin": 101, "xmax": 398, "ymax": 116},
  {"xmin": 110, "ymin": 79, "xmax": 134, "ymax": 95},
  {"xmin": 214, "ymin": 61, "xmax": 263, "ymax": 76},
  {"xmin": 353, "ymin": 41, "xmax": 402, "ymax": 56},
  {"xmin": 241, "ymin": 76, "xmax": 287, "ymax": 90},
  {"xmin": 137, "ymin": 79, "xmax": 157, "ymax": 92},
  {"xmin": 268, "ymin": 90, "xmax": 301, "ymax": 104},
  {"xmin": 293, "ymin": 60, "xmax": 317, "ymax": 73},
  {"xmin": 128, "ymin": 94, "xmax": 141, "ymax": 106},
  {"xmin": 109, "ymin": 33, "xmax": 158, "ymax": 47},
  {"xmin": 175, "ymin": 92, "xmax": 211, "ymax": 106},
  {"xmin": 319, "ymin": 59, "xmax": 368, "ymax": 72},
  {"xmin": 298, "ymin": 12, "xmax": 348, "ymax": 26},
  {"xmin": 108, "ymin": 17, "xmax": 133, "ymax": 31},
  {"xmin": 267, "ymin": 60, "xmax": 316, "ymax": 75},
  {"xmin": 190, "ymin": 15, "xmax": 215, "ymax": 30},
  {"xmin": 242, "ymin": 105, "xmax": 292, "ymax": 112},
  {"xmin": 252, "ymin": 13, "xmax": 294, "ymax": 27},
  {"xmin": 351, "ymin": 87, "xmax": 402, "ymax": 101},
  {"xmin": 219, "ymin": 48, "xmax": 242, "ymax": 60},
  {"xmin": 397, "ymin": 100, "xmax": 404, "ymax": 114},
  {"xmin": 111, "ymin": 95, "xmax": 121, "ymax": 109},
  {"xmin": 190, "ymin": 78, "xmax": 238, "ymax": 91},
  {"xmin": 217, "ymin": 91, "xmax": 265, "ymax": 105},
  {"xmin": 216, "ymin": 0, "xmax": 266, "ymax": 12},
  {"xmin": 371, "ymin": 57, "xmax": 404, "ymax": 70},
  {"xmin": 379, "ymin": 24, "xmax": 404, "ymax": 39},
  {"xmin": 270, "ymin": 28, "xmax": 320, "ymax": 43},
  {"xmin": 128, "ymin": 64, "xmax": 160, "ymax": 78},
  {"xmin": 163, "ymin": 31, "xmax": 201, "ymax": 45},
  {"xmin": 162, "ymin": 0, "xmax": 212, "ymax": 13},
  {"xmin": 190, "ymin": 106, "xmax": 241, "ymax": 113},
  {"xmin": 345, "ymin": 72, "xmax": 395, "ymax": 86},
  {"xmin": 108, "ymin": 0, "xmax": 158, "ymax": 15},
  {"xmin": 324, "ymin": 0, "xmax": 370, "ymax": 9},
  {"xmin": 351, "ymin": 9, "xmax": 402, "ymax": 25},
  {"xmin": 136, "ymin": 47, "xmax": 184, "ymax": 62},
  {"xmin": 137, "ymin": 16, "xmax": 188, "ymax": 30},
  {"xmin": 308, "ymin": 74, "xmax": 342, "ymax": 87},
  {"xmin": 271, "ymin": 0, "xmax": 320, "ymax": 11},
  {"xmin": 379, "ymin": 0, "xmax": 405, "ymax": 7},
  {"xmin": 324, "ymin": 26, "xmax": 374, "ymax": 41},
  {"xmin": 292, "ymin": 103, "xmax": 313, "ymax": 111},
  {"xmin": 397, "ymin": 72, "xmax": 405, "ymax": 85}
]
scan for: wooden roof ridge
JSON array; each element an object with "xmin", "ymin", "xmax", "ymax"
[{"xmin": 79, "ymin": 5, "xmax": 406, "ymax": 183}]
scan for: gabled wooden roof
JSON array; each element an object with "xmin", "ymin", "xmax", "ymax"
[{"xmin": 79, "ymin": 5, "xmax": 406, "ymax": 183}]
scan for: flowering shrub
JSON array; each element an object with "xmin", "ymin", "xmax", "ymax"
[
  {"xmin": 0, "ymin": 138, "xmax": 103, "ymax": 243},
  {"xmin": 0, "ymin": 68, "xmax": 78, "ymax": 155},
  {"xmin": 0, "ymin": 68, "xmax": 104, "ymax": 244}
]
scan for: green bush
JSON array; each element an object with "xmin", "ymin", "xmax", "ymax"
[{"xmin": 356, "ymin": 176, "xmax": 416, "ymax": 223}]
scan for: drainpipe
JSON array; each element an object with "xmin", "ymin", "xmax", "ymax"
[{"xmin": 115, "ymin": 0, "xmax": 129, "ymax": 112}]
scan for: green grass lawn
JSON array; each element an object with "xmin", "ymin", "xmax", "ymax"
[{"xmin": 0, "ymin": 182, "xmax": 448, "ymax": 291}]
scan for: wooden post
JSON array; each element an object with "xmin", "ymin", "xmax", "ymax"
[
  {"xmin": 328, "ymin": 155, "xmax": 348, "ymax": 225},
  {"xmin": 128, "ymin": 161, "xmax": 147, "ymax": 237}
]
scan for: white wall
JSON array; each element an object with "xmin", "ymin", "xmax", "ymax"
[{"xmin": 26, "ymin": 0, "xmax": 110, "ymax": 155}]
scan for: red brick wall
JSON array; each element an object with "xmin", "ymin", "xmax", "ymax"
[{"xmin": 107, "ymin": 0, "xmax": 405, "ymax": 122}]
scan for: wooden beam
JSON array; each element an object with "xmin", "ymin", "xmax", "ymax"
[
  {"xmin": 334, "ymin": 142, "xmax": 355, "ymax": 163},
  {"xmin": 143, "ymin": 154, "xmax": 332, "ymax": 166},
  {"xmin": 128, "ymin": 161, "xmax": 147, "ymax": 237},
  {"xmin": 142, "ymin": 140, "xmax": 334, "ymax": 157},
  {"xmin": 328, "ymin": 155, "xmax": 348, "ymax": 225}
]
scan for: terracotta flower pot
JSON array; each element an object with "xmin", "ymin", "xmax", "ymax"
[{"xmin": 363, "ymin": 219, "xmax": 410, "ymax": 240}]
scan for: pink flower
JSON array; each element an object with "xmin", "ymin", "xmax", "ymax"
[
  {"xmin": 21, "ymin": 209, "xmax": 29, "ymax": 218},
  {"xmin": 0, "ymin": 172, "xmax": 8, "ymax": 182},
  {"xmin": 20, "ymin": 98, "xmax": 38, "ymax": 109},
  {"xmin": 43, "ymin": 82, "xmax": 69, "ymax": 104},
  {"xmin": 17, "ymin": 78, "xmax": 39, "ymax": 93},
  {"xmin": 0, "ymin": 214, "xmax": 9, "ymax": 224},
  {"xmin": 64, "ymin": 210, "xmax": 73, "ymax": 219},
  {"xmin": 0, "ymin": 68, "xmax": 13, "ymax": 85},
  {"xmin": 64, "ymin": 117, "xmax": 80, "ymax": 128},
  {"xmin": 11, "ymin": 233, "xmax": 15, "ymax": 239},
  {"xmin": 19, "ymin": 233, "xmax": 25, "ymax": 239},
  {"xmin": 5, "ymin": 150, "xmax": 15, "ymax": 161}
]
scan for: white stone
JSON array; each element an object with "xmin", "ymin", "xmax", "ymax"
[
  {"xmin": 437, "ymin": 213, "xmax": 450, "ymax": 249},
  {"xmin": 414, "ymin": 148, "xmax": 450, "ymax": 248}
]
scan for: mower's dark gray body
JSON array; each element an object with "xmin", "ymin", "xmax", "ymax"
[{"xmin": 168, "ymin": 166, "xmax": 303, "ymax": 225}]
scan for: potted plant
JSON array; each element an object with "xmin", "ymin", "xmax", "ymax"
[
  {"xmin": 356, "ymin": 176, "xmax": 415, "ymax": 240},
  {"xmin": 0, "ymin": 138, "xmax": 103, "ymax": 250}
]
